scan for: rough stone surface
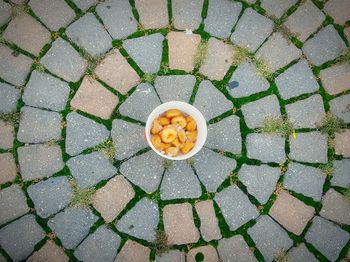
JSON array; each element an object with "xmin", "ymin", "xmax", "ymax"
[
  {"xmin": 289, "ymin": 131, "xmax": 328, "ymax": 163},
  {"xmin": 163, "ymin": 203, "xmax": 200, "ymax": 245},
  {"xmin": 0, "ymin": 214, "xmax": 45, "ymax": 261},
  {"xmin": 246, "ymin": 133, "xmax": 286, "ymax": 164},
  {"xmin": 92, "ymin": 175, "xmax": 135, "ymax": 223},
  {"xmin": 320, "ymin": 63, "xmax": 350, "ymax": 95},
  {"xmin": 218, "ymin": 235, "xmax": 257, "ymax": 262},
  {"xmin": 239, "ymin": 164, "xmax": 280, "ymax": 204},
  {"xmin": 231, "ymin": 8, "xmax": 274, "ymax": 52},
  {"xmin": 23, "ymin": 70, "xmax": 70, "ymax": 112},
  {"xmin": 204, "ymin": 0, "xmax": 242, "ymax": 39},
  {"xmin": 27, "ymin": 240, "xmax": 69, "ymax": 262},
  {"xmin": 167, "ymin": 32, "xmax": 201, "ymax": 72},
  {"xmin": 302, "ymin": 25, "xmax": 346, "ymax": 66},
  {"xmin": 248, "ymin": 215, "xmax": 293, "ymax": 262},
  {"xmin": 117, "ymin": 198, "xmax": 159, "ymax": 242},
  {"xmin": 48, "ymin": 208, "xmax": 98, "ymax": 249},
  {"xmin": 123, "ymin": 33, "xmax": 164, "ymax": 73},
  {"xmin": 193, "ymin": 148, "xmax": 237, "ymax": 192},
  {"xmin": 324, "ymin": 0, "xmax": 350, "ymax": 25},
  {"xmin": 345, "ymin": 27, "xmax": 350, "ymax": 41},
  {"xmin": 115, "ymin": 240, "xmax": 150, "ymax": 262},
  {"xmin": 27, "ymin": 176, "xmax": 73, "ymax": 218},
  {"xmin": 135, "ymin": 0, "xmax": 168, "ymax": 29},
  {"xmin": 66, "ymin": 13, "xmax": 112, "ymax": 57},
  {"xmin": 74, "ymin": 226, "xmax": 121, "ymax": 262},
  {"xmin": 305, "ymin": 216, "xmax": 350, "ymax": 261},
  {"xmin": 0, "ymin": 153, "xmax": 17, "ymax": 185},
  {"xmin": 329, "ymin": 94, "xmax": 350, "ymax": 123},
  {"xmin": 41, "ymin": 38, "xmax": 87, "ymax": 83},
  {"xmin": 18, "ymin": 144, "xmax": 64, "ymax": 181},
  {"xmin": 120, "ymin": 150, "xmax": 164, "ymax": 193},
  {"xmin": 195, "ymin": 200, "xmax": 221, "ymax": 241},
  {"xmin": 0, "ymin": 185, "xmax": 29, "ymax": 226},
  {"xmin": 0, "ymin": 0, "xmax": 11, "ymax": 27},
  {"xmin": 275, "ymin": 59, "xmax": 319, "ymax": 100},
  {"xmin": 0, "ymin": 121, "xmax": 14, "ymax": 149},
  {"xmin": 215, "ymin": 185, "xmax": 259, "ymax": 231},
  {"xmin": 65, "ymin": 112, "xmax": 109, "ymax": 156},
  {"xmin": 156, "ymin": 250, "xmax": 185, "ymax": 262},
  {"xmin": 320, "ymin": 188, "xmax": 350, "ymax": 225},
  {"xmin": 67, "ymin": 152, "xmax": 117, "ymax": 188},
  {"xmin": 0, "ymin": 83, "xmax": 20, "ymax": 113},
  {"xmin": 72, "ymin": 0, "xmax": 98, "ymax": 11},
  {"xmin": 187, "ymin": 245, "xmax": 219, "ymax": 262},
  {"xmin": 287, "ymin": 243, "xmax": 318, "ymax": 262},
  {"xmin": 172, "ymin": 0, "xmax": 203, "ymax": 30},
  {"xmin": 284, "ymin": 162, "xmax": 325, "ymax": 201},
  {"xmin": 261, "ymin": 0, "xmax": 297, "ymax": 18},
  {"xmin": 331, "ymin": 159, "xmax": 350, "ymax": 188}
]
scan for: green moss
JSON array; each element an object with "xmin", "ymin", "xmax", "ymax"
[
  {"xmin": 142, "ymin": 73, "xmax": 157, "ymax": 84},
  {"xmin": 231, "ymin": 45, "xmax": 251, "ymax": 66},
  {"xmin": 163, "ymin": 159, "xmax": 173, "ymax": 170},
  {"xmin": 93, "ymin": 138, "xmax": 116, "ymax": 160},
  {"xmin": 321, "ymin": 163, "xmax": 335, "ymax": 177},
  {"xmin": 69, "ymin": 178, "xmax": 96, "ymax": 208},
  {"xmin": 318, "ymin": 113, "xmax": 345, "ymax": 137},
  {"xmin": 0, "ymin": 112, "xmax": 20, "ymax": 127},
  {"xmin": 258, "ymin": 116, "xmax": 294, "ymax": 137},
  {"xmin": 194, "ymin": 40, "xmax": 208, "ymax": 69}
]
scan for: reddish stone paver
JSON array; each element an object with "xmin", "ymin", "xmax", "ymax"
[
  {"xmin": 334, "ymin": 129, "xmax": 350, "ymax": 157},
  {"xmin": 0, "ymin": 153, "xmax": 17, "ymax": 184},
  {"xmin": 115, "ymin": 240, "xmax": 150, "ymax": 262},
  {"xmin": 0, "ymin": 120, "xmax": 14, "ymax": 149},
  {"xmin": 135, "ymin": 0, "xmax": 169, "ymax": 29},
  {"xmin": 187, "ymin": 245, "xmax": 220, "ymax": 262},
  {"xmin": 27, "ymin": 240, "xmax": 69, "ymax": 262},
  {"xmin": 167, "ymin": 31, "xmax": 201, "ymax": 72},
  {"xmin": 70, "ymin": 76, "xmax": 119, "ymax": 120},
  {"xmin": 320, "ymin": 63, "xmax": 350, "ymax": 95},
  {"xmin": 163, "ymin": 203, "xmax": 200, "ymax": 245},
  {"xmin": 92, "ymin": 176, "xmax": 135, "ymax": 223},
  {"xmin": 324, "ymin": 0, "xmax": 350, "ymax": 25},
  {"xmin": 95, "ymin": 49, "xmax": 140, "ymax": 95},
  {"xmin": 320, "ymin": 189, "xmax": 350, "ymax": 225},
  {"xmin": 269, "ymin": 190, "xmax": 315, "ymax": 235}
]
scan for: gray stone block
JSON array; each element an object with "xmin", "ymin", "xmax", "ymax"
[
  {"xmin": 172, "ymin": 0, "xmax": 203, "ymax": 30},
  {"xmin": 331, "ymin": 159, "xmax": 350, "ymax": 188},
  {"xmin": 72, "ymin": 0, "xmax": 98, "ymax": 11},
  {"xmin": 261, "ymin": 0, "xmax": 297, "ymax": 19},
  {"xmin": 329, "ymin": 94, "xmax": 350, "ymax": 123},
  {"xmin": 320, "ymin": 188, "xmax": 350, "ymax": 225},
  {"xmin": 0, "ymin": 83, "xmax": 20, "ymax": 113},
  {"xmin": 156, "ymin": 250, "xmax": 185, "ymax": 262},
  {"xmin": 218, "ymin": 235, "xmax": 257, "ymax": 262},
  {"xmin": 287, "ymin": 243, "xmax": 318, "ymax": 262},
  {"xmin": 0, "ymin": 0, "xmax": 11, "ymax": 27}
]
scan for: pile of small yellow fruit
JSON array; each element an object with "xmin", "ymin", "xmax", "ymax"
[{"xmin": 150, "ymin": 109, "xmax": 198, "ymax": 157}]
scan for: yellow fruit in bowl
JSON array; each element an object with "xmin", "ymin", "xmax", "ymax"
[
  {"xmin": 151, "ymin": 120, "xmax": 162, "ymax": 135},
  {"xmin": 186, "ymin": 130, "xmax": 197, "ymax": 142},
  {"xmin": 158, "ymin": 117, "xmax": 170, "ymax": 126},
  {"xmin": 165, "ymin": 109, "xmax": 182, "ymax": 118},
  {"xmin": 178, "ymin": 129, "xmax": 187, "ymax": 143},
  {"xmin": 181, "ymin": 140, "xmax": 194, "ymax": 154},
  {"xmin": 165, "ymin": 146, "xmax": 180, "ymax": 157},
  {"xmin": 160, "ymin": 128, "xmax": 177, "ymax": 143},
  {"xmin": 186, "ymin": 119, "xmax": 196, "ymax": 131},
  {"xmin": 171, "ymin": 116, "xmax": 187, "ymax": 128}
]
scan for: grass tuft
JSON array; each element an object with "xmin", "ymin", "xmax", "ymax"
[
  {"xmin": 94, "ymin": 139, "xmax": 116, "ymax": 160},
  {"xmin": 318, "ymin": 113, "xmax": 345, "ymax": 137},
  {"xmin": 232, "ymin": 45, "xmax": 251, "ymax": 66},
  {"xmin": 338, "ymin": 47, "xmax": 350, "ymax": 64},
  {"xmin": 148, "ymin": 191, "xmax": 161, "ymax": 202},
  {"xmin": 255, "ymin": 58, "xmax": 272, "ymax": 79},
  {"xmin": 163, "ymin": 159, "xmax": 173, "ymax": 170},
  {"xmin": 33, "ymin": 60, "xmax": 46, "ymax": 72},
  {"xmin": 321, "ymin": 163, "xmax": 335, "ymax": 177},
  {"xmin": 186, "ymin": 157, "xmax": 194, "ymax": 166},
  {"xmin": 142, "ymin": 73, "xmax": 157, "ymax": 84},
  {"xmin": 154, "ymin": 230, "xmax": 169, "ymax": 255},
  {"xmin": 0, "ymin": 112, "xmax": 20, "ymax": 127},
  {"xmin": 259, "ymin": 116, "xmax": 294, "ymax": 137},
  {"xmin": 343, "ymin": 189, "xmax": 350, "ymax": 200},
  {"xmin": 11, "ymin": 4, "xmax": 29, "ymax": 17},
  {"xmin": 194, "ymin": 40, "xmax": 208, "ymax": 68},
  {"xmin": 81, "ymin": 51, "xmax": 103, "ymax": 76},
  {"xmin": 274, "ymin": 249, "xmax": 288, "ymax": 262},
  {"xmin": 69, "ymin": 178, "xmax": 96, "ymax": 208}
]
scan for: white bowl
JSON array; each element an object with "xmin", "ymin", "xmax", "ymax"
[{"xmin": 145, "ymin": 101, "xmax": 207, "ymax": 160}]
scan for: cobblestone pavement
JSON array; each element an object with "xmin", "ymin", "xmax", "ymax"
[{"xmin": 0, "ymin": 0, "xmax": 350, "ymax": 261}]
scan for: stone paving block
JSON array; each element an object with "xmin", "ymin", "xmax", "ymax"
[
  {"xmin": 156, "ymin": 250, "xmax": 185, "ymax": 262},
  {"xmin": 302, "ymin": 25, "xmax": 346, "ymax": 66},
  {"xmin": 248, "ymin": 215, "xmax": 293, "ymax": 262},
  {"xmin": 320, "ymin": 189, "xmax": 350, "ymax": 225},
  {"xmin": 111, "ymin": 119, "xmax": 147, "ymax": 160},
  {"xmin": 117, "ymin": 197, "xmax": 159, "ymax": 242},
  {"xmin": 0, "ymin": 83, "xmax": 20, "ymax": 113},
  {"xmin": 120, "ymin": 150, "xmax": 164, "ymax": 193},
  {"xmin": 161, "ymin": 160, "xmax": 201, "ymax": 200},
  {"xmin": 283, "ymin": 162, "xmax": 325, "ymax": 201},
  {"xmin": 23, "ymin": 70, "xmax": 70, "ymax": 112},
  {"xmin": 246, "ymin": 133, "xmax": 286, "ymax": 164},
  {"xmin": 70, "ymin": 76, "xmax": 118, "ymax": 119},
  {"xmin": 65, "ymin": 112, "xmax": 110, "ymax": 156},
  {"xmin": 187, "ymin": 245, "xmax": 219, "ymax": 262},
  {"xmin": 3, "ymin": 13, "xmax": 51, "ymax": 56},
  {"xmin": 75, "ymin": 225, "xmax": 121, "ymax": 262},
  {"xmin": 305, "ymin": 216, "xmax": 350, "ymax": 261},
  {"xmin": 256, "ymin": 32, "xmax": 302, "ymax": 72},
  {"xmin": 67, "ymin": 152, "xmax": 117, "ymax": 188},
  {"xmin": 0, "ymin": 153, "xmax": 17, "ymax": 184},
  {"xmin": 0, "ymin": 44, "xmax": 33, "ymax": 86},
  {"xmin": 324, "ymin": 0, "xmax": 350, "ymax": 25},
  {"xmin": 27, "ymin": 176, "xmax": 73, "ymax": 218},
  {"xmin": 193, "ymin": 80, "xmax": 232, "ymax": 121},
  {"xmin": 27, "ymin": 240, "xmax": 69, "ymax": 262},
  {"xmin": 41, "ymin": 38, "xmax": 87, "ymax": 83},
  {"xmin": 238, "ymin": 164, "xmax": 280, "ymax": 204},
  {"xmin": 215, "ymin": 185, "xmax": 259, "ymax": 231},
  {"xmin": 331, "ymin": 159, "xmax": 350, "ymax": 188},
  {"xmin": 72, "ymin": 0, "xmax": 98, "ymax": 11},
  {"xmin": 275, "ymin": 60, "xmax": 319, "ymax": 100},
  {"xmin": 284, "ymin": 0, "xmax": 325, "ymax": 42},
  {"xmin": 172, "ymin": 0, "xmax": 203, "ymax": 30},
  {"xmin": 241, "ymin": 95, "xmax": 281, "ymax": 129},
  {"xmin": 195, "ymin": 200, "xmax": 221, "ymax": 241},
  {"xmin": 206, "ymin": 115, "xmax": 242, "ymax": 154},
  {"xmin": 289, "ymin": 131, "xmax": 328, "ymax": 163},
  {"xmin": 18, "ymin": 144, "xmax": 64, "ymax": 181},
  {"xmin": 286, "ymin": 94, "xmax": 325, "ymax": 128},
  {"xmin": 287, "ymin": 243, "xmax": 318, "ymax": 262},
  {"xmin": 95, "ymin": 49, "xmax": 140, "ymax": 94},
  {"xmin": 29, "ymin": 0, "xmax": 75, "ymax": 31},
  {"xmin": 320, "ymin": 63, "xmax": 350, "ymax": 95},
  {"xmin": 123, "ymin": 33, "xmax": 164, "ymax": 73},
  {"xmin": 163, "ymin": 203, "xmax": 200, "ymax": 245},
  {"xmin": 269, "ymin": 190, "xmax": 315, "ymax": 235},
  {"xmin": 0, "ymin": 214, "xmax": 45, "ymax": 261},
  {"xmin": 261, "ymin": 0, "xmax": 297, "ymax": 19},
  {"xmin": 231, "ymin": 8, "xmax": 274, "ymax": 52},
  {"xmin": 0, "ymin": 0, "xmax": 11, "ymax": 27},
  {"xmin": 228, "ymin": 61, "xmax": 270, "ymax": 98},
  {"xmin": 199, "ymin": 38, "xmax": 233, "ymax": 80},
  {"xmin": 115, "ymin": 240, "xmax": 150, "ymax": 262},
  {"xmin": 48, "ymin": 208, "xmax": 98, "ymax": 249},
  {"xmin": 96, "ymin": 0, "xmax": 137, "ymax": 39},
  {"xmin": 17, "ymin": 106, "xmax": 62, "ymax": 143},
  {"xmin": 218, "ymin": 235, "xmax": 257, "ymax": 262},
  {"xmin": 135, "ymin": 0, "xmax": 168, "ymax": 29},
  {"xmin": 92, "ymin": 175, "xmax": 135, "ymax": 223},
  {"xmin": 0, "ymin": 121, "xmax": 14, "ymax": 149},
  {"xmin": 330, "ymin": 94, "xmax": 350, "ymax": 123},
  {"xmin": 66, "ymin": 13, "xmax": 112, "ymax": 57},
  {"xmin": 119, "ymin": 83, "xmax": 161, "ymax": 122},
  {"xmin": 0, "ymin": 184, "xmax": 29, "ymax": 225},
  {"xmin": 204, "ymin": 0, "xmax": 242, "ymax": 39},
  {"xmin": 193, "ymin": 148, "xmax": 237, "ymax": 192},
  {"xmin": 154, "ymin": 74, "xmax": 196, "ymax": 103},
  {"xmin": 167, "ymin": 31, "xmax": 201, "ymax": 72}
]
